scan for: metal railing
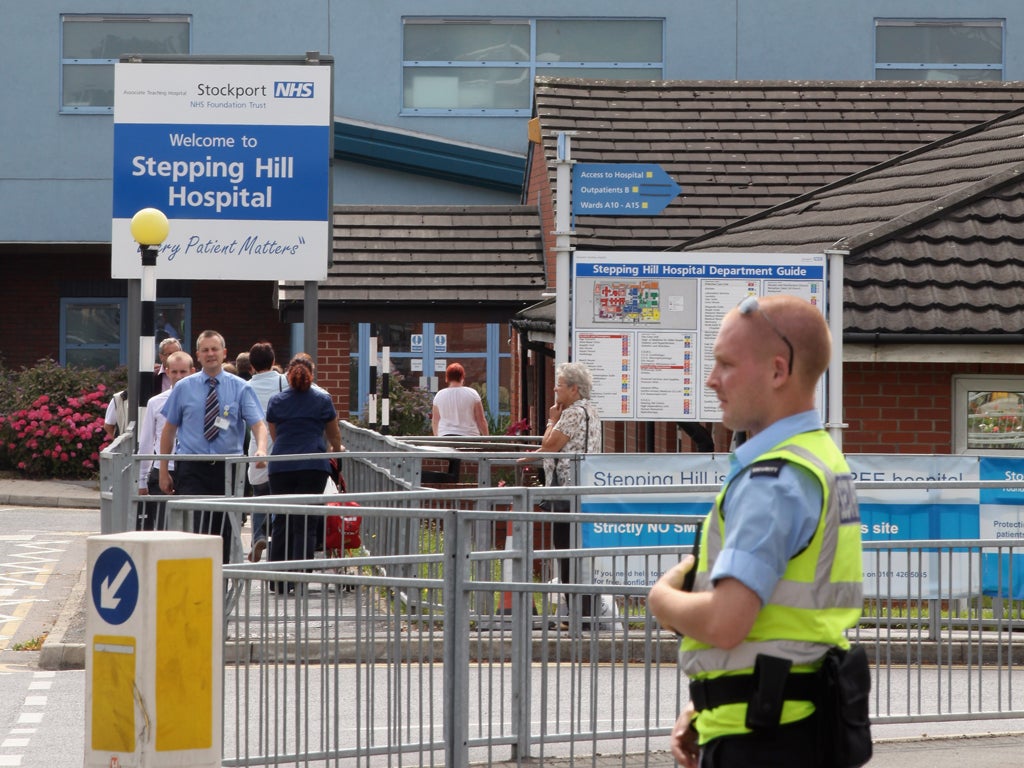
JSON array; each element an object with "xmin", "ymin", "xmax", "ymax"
[
  {"xmin": 99, "ymin": 426, "xmax": 1024, "ymax": 768},
  {"xmin": 155, "ymin": 487, "xmax": 1024, "ymax": 768}
]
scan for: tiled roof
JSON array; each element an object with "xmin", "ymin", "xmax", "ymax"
[
  {"xmin": 681, "ymin": 108, "xmax": 1024, "ymax": 334},
  {"xmin": 532, "ymin": 78, "xmax": 1024, "ymax": 249},
  {"xmin": 278, "ymin": 206, "xmax": 546, "ymax": 321}
]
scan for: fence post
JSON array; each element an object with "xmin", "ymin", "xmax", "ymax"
[
  {"xmin": 928, "ymin": 598, "xmax": 940, "ymax": 641},
  {"xmin": 444, "ymin": 507, "xmax": 471, "ymax": 768},
  {"xmin": 510, "ymin": 499, "xmax": 533, "ymax": 760},
  {"xmin": 100, "ymin": 429, "xmax": 136, "ymax": 534}
]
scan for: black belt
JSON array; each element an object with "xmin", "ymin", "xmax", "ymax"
[
  {"xmin": 178, "ymin": 459, "xmax": 224, "ymax": 470},
  {"xmin": 689, "ymin": 671, "xmax": 821, "ymax": 711}
]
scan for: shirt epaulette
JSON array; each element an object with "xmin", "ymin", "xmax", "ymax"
[{"xmin": 748, "ymin": 458, "xmax": 786, "ymax": 479}]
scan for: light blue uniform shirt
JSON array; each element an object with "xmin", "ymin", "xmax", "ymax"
[
  {"xmin": 162, "ymin": 370, "xmax": 265, "ymax": 456},
  {"xmin": 710, "ymin": 410, "xmax": 825, "ymax": 605}
]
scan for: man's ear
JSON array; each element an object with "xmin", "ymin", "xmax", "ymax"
[{"xmin": 770, "ymin": 353, "xmax": 790, "ymax": 386}]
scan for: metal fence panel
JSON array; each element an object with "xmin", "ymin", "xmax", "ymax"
[{"xmin": 99, "ymin": 429, "xmax": 1024, "ymax": 768}]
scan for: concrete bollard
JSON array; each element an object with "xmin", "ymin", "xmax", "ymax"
[{"xmin": 85, "ymin": 531, "xmax": 222, "ymax": 768}]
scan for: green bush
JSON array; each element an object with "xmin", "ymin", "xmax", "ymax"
[
  {"xmin": 0, "ymin": 359, "xmax": 128, "ymax": 414},
  {"xmin": 0, "ymin": 360, "xmax": 128, "ymax": 478},
  {"xmin": 352, "ymin": 371, "xmax": 434, "ymax": 436}
]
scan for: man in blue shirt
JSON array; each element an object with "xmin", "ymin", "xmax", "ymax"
[{"xmin": 159, "ymin": 330, "xmax": 269, "ymax": 562}]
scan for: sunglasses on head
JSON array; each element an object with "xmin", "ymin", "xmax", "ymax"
[{"xmin": 738, "ymin": 295, "xmax": 794, "ymax": 375}]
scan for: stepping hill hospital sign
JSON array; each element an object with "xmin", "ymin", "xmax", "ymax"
[{"xmin": 111, "ymin": 59, "xmax": 332, "ymax": 280}]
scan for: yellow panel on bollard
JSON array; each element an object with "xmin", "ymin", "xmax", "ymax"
[
  {"xmin": 91, "ymin": 636, "xmax": 136, "ymax": 753},
  {"xmin": 156, "ymin": 558, "xmax": 213, "ymax": 751},
  {"xmin": 85, "ymin": 532, "xmax": 222, "ymax": 768}
]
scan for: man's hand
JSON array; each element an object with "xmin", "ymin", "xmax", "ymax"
[
  {"xmin": 662, "ymin": 555, "xmax": 695, "ymax": 591},
  {"xmin": 159, "ymin": 469, "xmax": 175, "ymax": 495},
  {"xmin": 252, "ymin": 421, "xmax": 269, "ymax": 468},
  {"xmin": 670, "ymin": 703, "xmax": 700, "ymax": 768},
  {"xmin": 647, "ymin": 555, "xmax": 695, "ymax": 635}
]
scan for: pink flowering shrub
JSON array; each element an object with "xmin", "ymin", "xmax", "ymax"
[
  {"xmin": 0, "ymin": 359, "xmax": 126, "ymax": 479},
  {"xmin": 0, "ymin": 387, "xmax": 110, "ymax": 479},
  {"xmin": 505, "ymin": 418, "xmax": 531, "ymax": 436}
]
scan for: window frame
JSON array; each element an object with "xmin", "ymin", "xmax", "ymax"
[
  {"xmin": 401, "ymin": 17, "xmax": 664, "ymax": 116},
  {"xmin": 60, "ymin": 297, "xmax": 191, "ymax": 368},
  {"xmin": 874, "ymin": 18, "xmax": 1004, "ymax": 81},
  {"xmin": 952, "ymin": 374, "xmax": 1024, "ymax": 455},
  {"xmin": 350, "ymin": 322, "xmax": 511, "ymax": 422},
  {"xmin": 59, "ymin": 13, "xmax": 191, "ymax": 114}
]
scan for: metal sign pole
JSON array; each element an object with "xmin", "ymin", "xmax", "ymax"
[{"xmin": 554, "ymin": 132, "xmax": 574, "ymax": 365}]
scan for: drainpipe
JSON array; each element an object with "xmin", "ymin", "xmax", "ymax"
[{"xmin": 824, "ymin": 248, "xmax": 849, "ymax": 448}]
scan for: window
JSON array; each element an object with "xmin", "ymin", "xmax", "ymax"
[
  {"xmin": 350, "ymin": 322, "xmax": 511, "ymax": 428},
  {"xmin": 953, "ymin": 375, "xmax": 1024, "ymax": 454},
  {"xmin": 875, "ymin": 19, "xmax": 1003, "ymax": 81},
  {"xmin": 60, "ymin": 298, "xmax": 191, "ymax": 368},
  {"xmin": 61, "ymin": 299, "xmax": 124, "ymax": 369},
  {"xmin": 61, "ymin": 14, "xmax": 190, "ymax": 113},
  {"xmin": 402, "ymin": 18, "xmax": 663, "ymax": 115}
]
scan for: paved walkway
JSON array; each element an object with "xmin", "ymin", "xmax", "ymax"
[
  {"xmin": 0, "ymin": 476, "xmax": 100, "ymax": 510},
  {"xmin": 2, "ymin": 477, "xmax": 1023, "ymax": 766}
]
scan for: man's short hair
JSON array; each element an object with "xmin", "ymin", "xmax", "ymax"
[
  {"xmin": 249, "ymin": 342, "xmax": 276, "ymax": 372},
  {"xmin": 195, "ymin": 329, "xmax": 226, "ymax": 349},
  {"xmin": 159, "ymin": 337, "xmax": 182, "ymax": 354},
  {"xmin": 165, "ymin": 350, "xmax": 193, "ymax": 369}
]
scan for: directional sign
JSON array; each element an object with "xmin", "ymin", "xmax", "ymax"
[
  {"xmin": 572, "ymin": 163, "xmax": 682, "ymax": 216},
  {"xmin": 91, "ymin": 546, "xmax": 139, "ymax": 626}
]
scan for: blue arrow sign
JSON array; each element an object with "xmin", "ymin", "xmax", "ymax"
[
  {"xmin": 572, "ymin": 163, "xmax": 682, "ymax": 216},
  {"xmin": 91, "ymin": 546, "xmax": 139, "ymax": 626}
]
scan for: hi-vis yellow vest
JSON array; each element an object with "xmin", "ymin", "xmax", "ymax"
[{"xmin": 679, "ymin": 430, "xmax": 863, "ymax": 744}]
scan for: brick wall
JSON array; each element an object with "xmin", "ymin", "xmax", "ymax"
[
  {"xmin": 842, "ymin": 360, "xmax": 1024, "ymax": 454},
  {"xmin": 189, "ymin": 281, "xmax": 290, "ymax": 366},
  {"xmin": 0, "ymin": 251, "xmax": 105, "ymax": 365},
  {"xmin": 316, "ymin": 323, "xmax": 351, "ymax": 417},
  {"xmin": 524, "ymin": 145, "xmax": 557, "ymax": 285},
  {"xmin": 0, "ymin": 249, "xmax": 291, "ymax": 373}
]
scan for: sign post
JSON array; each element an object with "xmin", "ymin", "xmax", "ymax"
[{"xmin": 85, "ymin": 532, "xmax": 222, "ymax": 768}]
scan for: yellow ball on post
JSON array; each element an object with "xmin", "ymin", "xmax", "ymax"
[{"xmin": 129, "ymin": 207, "xmax": 170, "ymax": 247}]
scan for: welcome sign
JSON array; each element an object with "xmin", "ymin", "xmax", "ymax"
[{"xmin": 111, "ymin": 61, "xmax": 332, "ymax": 280}]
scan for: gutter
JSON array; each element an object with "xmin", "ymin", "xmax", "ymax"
[{"xmin": 845, "ymin": 333, "xmax": 1024, "ymax": 345}]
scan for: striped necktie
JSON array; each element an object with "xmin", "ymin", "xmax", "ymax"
[{"xmin": 203, "ymin": 378, "xmax": 219, "ymax": 441}]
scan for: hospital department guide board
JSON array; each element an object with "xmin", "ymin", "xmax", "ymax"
[{"xmin": 572, "ymin": 251, "xmax": 827, "ymax": 422}]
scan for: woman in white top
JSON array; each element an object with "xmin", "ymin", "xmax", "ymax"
[
  {"xmin": 431, "ymin": 363, "xmax": 488, "ymax": 481},
  {"xmin": 431, "ymin": 363, "xmax": 489, "ymax": 437}
]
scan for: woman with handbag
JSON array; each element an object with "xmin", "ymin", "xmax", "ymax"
[{"xmin": 520, "ymin": 361, "xmax": 602, "ymax": 622}]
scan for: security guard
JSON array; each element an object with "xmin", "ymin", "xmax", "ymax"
[{"xmin": 648, "ymin": 294, "xmax": 867, "ymax": 767}]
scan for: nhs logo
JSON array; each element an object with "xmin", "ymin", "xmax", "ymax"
[{"xmin": 274, "ymin": 81, "xmax": 315, "ymax": 98}]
